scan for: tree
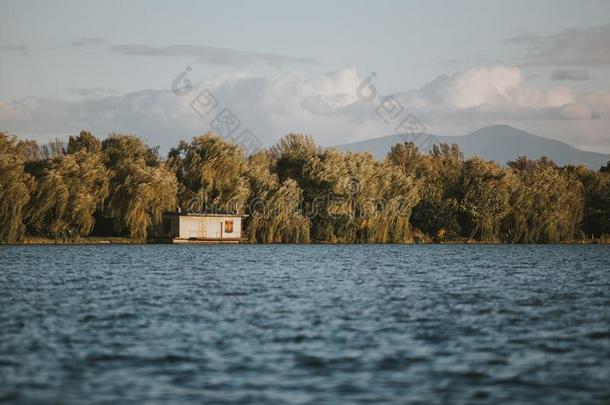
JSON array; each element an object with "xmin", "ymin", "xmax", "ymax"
[
  {"xmin": 387, "ymin": 142, "xmax": 427, "ymax": 178},
  {"xmin": 1, "ymin": 130, "xmax": 603, "ymax": 244},
  {"xmin": 371, "ymin": 162, "xmax": 421, "ymax": 242},
  {"xmin": 407, "ymin": 143, "xmax": 464, "ymax": 241},
  {"xmin": 167, "ymin": 133, "xmax": 249, "ymax": 214},
  {"xmin": 270, "ymin": 133, "xmax": 319, "ymax": 184},
  {"xmin": 0, "ymin": 133, "xmax": 33, "ymax": 242},
  {"xmin": 102, "ymin": 134, "xmax": 177, "ymax": 241},
  {"xmin": 245, "ymin": 151, "xmax": 310, "ymax": 243},
  {"xmin": 502, "ymin": 158, "xmax": 583, "ymax": 243},
  {"xmin": 566, "ymin": 165, "xmax": 610, "ymax": 238},
  {"xmin": 67, "ymin": 131, "xmax": 101, "ymax": 154},
  {"xmin": 459, "ymin": 158, "xmax": 514, "ymax": 241},
  {"xmin": 299, "ymin": 145, "xmax": 420, "ymax": 243},
  {"xmin": 102, "ymin": 132, "xmax": 160, "ymax": 168},
  {"xmin": 25, "ymin": 150, "xmax": 109, "ymax": 238}
]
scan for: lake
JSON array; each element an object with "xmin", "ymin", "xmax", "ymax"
[{"xmin": 1, "ymin": 245, "xmax": 609, "ymax": 404}]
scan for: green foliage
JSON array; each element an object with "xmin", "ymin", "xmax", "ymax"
[
  {"xmin": 403, "ymin": 143, "xmax": 464, "ymax": 241},
  {"xmin": 245, "ymin": 151, "xmax": 310, "ymax": 243},
  {"xmin": 271, "ymin": 133, "xmax": 319, "ymax": 183},
  {"xmin": 102, "ymin": 132, "xmax": 160, "ymax": 168},
  {"xmin": 567, "ymin": 165, "xmax": 610, "ymax": 238},
  {"xmin": 502, "ymin": 158, "xmax": 583, "ymax": 243},
  {"xmin": 68, "ymin": 131, "xmax": 101, "ymax": 154},
  {"xmin": 1, "ymin": 131, "xmax": 606, "ymax": 244},
  {"xmin": 25, "ymin": 150, "xmax": 109, "ymax": 238},
  {"xmin": 459, "ymin": 158, "xmax": 514, "ymax": 241},
  {"xmin": 167, "ymin": 133, "xmax": 249, "ymax": 214},
  {"xmin": 102, "ymin": 134, "xmax": 177, "ymax": 241},
  {"xmin": 0, "ymin": 133, "xmax": 33, "ymax": 242},
  {"xmin": 370, "ymin": 161, "xmax": 420, "ymax": 243}
]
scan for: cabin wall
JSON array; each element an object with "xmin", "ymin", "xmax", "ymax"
[{"xmin": 177, "ymin": 216, "xmax": 241, "ymax": 240}]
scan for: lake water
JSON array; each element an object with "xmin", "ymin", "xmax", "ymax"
[{"xmin": 1, "ymin": 245, "xmax": 609, "ymax": 404}]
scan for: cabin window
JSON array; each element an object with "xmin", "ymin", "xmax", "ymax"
[{"xmin": 224, "ymin": 220, "xmax": 234, "ymax": 234}]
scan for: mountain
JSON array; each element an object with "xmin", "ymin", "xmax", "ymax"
[{"xmin": 334, "ymin": 125, "xmax": 610, "ymax": 169}]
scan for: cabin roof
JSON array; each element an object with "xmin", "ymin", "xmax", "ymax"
[{"xmin": 164, "ymin": 212, "xmax": 247, "ymax": 218}]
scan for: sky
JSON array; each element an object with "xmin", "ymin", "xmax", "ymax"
[{"xmin": 1, "ymin": 0, "xmax": 609, "ymax": 153}]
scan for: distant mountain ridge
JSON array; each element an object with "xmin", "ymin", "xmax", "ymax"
[{"xmin": 334, "ymin": 125, "xmax": 610, "ymax": 169}]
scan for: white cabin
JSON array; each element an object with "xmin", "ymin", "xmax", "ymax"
[{"xmin": 151, "ymin": 212, "xmax": 246, "ymax": 243}]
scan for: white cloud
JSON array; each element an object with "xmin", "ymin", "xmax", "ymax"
[
  {"xmin": 411, "ymin": 65, "xmax": 574, "ymax": 108},
  {"xmin": 0, "ymin": 69, "xmax": 378, "ymax": 149},
  {"xmin": 1, "ymin": 66, "xmax": 608, "ymax": 152},
  {"xmin": 388, "ymin": 65, "xmax": 608, "ymax": 130}
]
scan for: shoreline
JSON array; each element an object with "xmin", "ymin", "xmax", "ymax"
[{"xmin": 3, "ymin": 237, "xmax": 609, "ymax": 246}]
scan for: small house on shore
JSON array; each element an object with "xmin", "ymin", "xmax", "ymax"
[{"xmin": 150, "ymin": 211, "xmax": 247, "ymax": 243}]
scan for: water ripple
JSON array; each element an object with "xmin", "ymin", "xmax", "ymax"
[{"xmin": 0, "ymin": 244, "xmax": 609, "ymax": 404}]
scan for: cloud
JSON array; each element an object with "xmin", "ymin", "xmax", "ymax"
[
  {"xmin": 550, "ymin": 68, "xmax": 591, "ymax": 81},
  {"xmin": 438, "ymin": 59, "xmax": 460, "ymax": 67},
  {"xmin": 67, "ymin": 36, "xmax": 316, "ymax": 67},
  {"xmin": 503, "ymin": 31, "xmax": 539, "ymax": 45},
  {"xmin": 387, "ymin": 65, "xmax": 608, "ymax": 127},
  {"xmin": 408, "ymin": 65, "xmax": 574, "ymax": 109},
  {"xmin": 505, "ymin": 24, "xmax": 610, "ymax": 66},
  {"xmin": 0, "ymin": 44, "xmax": 27, "ymax": 54},
  {"xmin": 558, "ymin": 103, "xmax": 600, "ymax": 120},
  {"xmin": 1, "ymin": 66, "xmax": 608, "ymax": 152},
  {"xmin": 69, "ymin": 88, "xmax": 119, "ymax": 97},
  {"xmin": 111, "ymin": 44, "xmax": 316, "ymax": 67},
  {"xmin": 0, "ymin": 69, "xmax": 379, "ymax": 149},
  {"xmin": 70, "ymin": 37, "xmax": 109, "ymax": 47}
]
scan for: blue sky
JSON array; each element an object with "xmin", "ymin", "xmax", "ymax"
[{"xmin": 1, "ymin": 0, "xmax": 609, "ymax": 152}]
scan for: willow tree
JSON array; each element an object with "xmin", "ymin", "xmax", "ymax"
[
  {"xmin": 167, "ymin": 133, "xmax": 249, "ymax": 214},
  {"xmin": 371, "ymin": 161, "xmax": 421, "ymax": 243},
  {"xmin": 567, "ymin": 164, "xmax": 610, "ymax": 239},
  {"xmin": 459, "ymin": 158, "xmax": 514, "ymax": 242},
  {"xmin": 270, "ymin": 134, "xmax": 357, "ymax": 230},
  {"xmin": 0, "ymin": 133, "xmax": 33, "ymax": 242},
  {"xmin": 67, "ymin": 130, "xmax": 101, "ymax": 154},
  {"xmin": 245, "ymin": 151, "xmax": 310, "ymax": 243},
  {"xmin": 295, "ymin": 145, "xmax": 420, "ymax": 243},
  {"xmin": 268, "ymin": 135, "xmax": 354, "ymax": 242},
  {"xmin": 270, "ymin": 133, "xmax": 320, "ymax": 184},
  {"xmin": 326, "ymin": 149, "xmax": 423, "ymax": 243},
  {"xmin": 25, "ymin": 150, "xmax": 109, "ymax": 238},
  {"xmin": 102, "ymin": 133, "xmax": 177, "ymax": 241},
  {"xmin": 102, "ymin": 132, "xmax": 160, "ymax": 168},
  {"xmin": 387, "ymin": 142, "xmax": 428, "ymax": 178},
  {"xmin": 391, "ymin": 143, "xmax": 463, "ymax": 241},
  {"xmin": 298, "ymin": 149, "xmax": 348, "ymax": 242},
  {"xmin": 503, "ymin": 158, "xmax": 584, "ymax": 243}
]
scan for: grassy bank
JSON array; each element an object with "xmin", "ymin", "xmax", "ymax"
[
  {"xmin": 4, "ymin": 236, "xmax": 609, "ymax": 245},
  {"xmin": 16, "ymin": 236, "xmax": 139, "ymax": 245}
]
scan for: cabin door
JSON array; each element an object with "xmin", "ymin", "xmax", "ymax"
[{"xmin": 206, "ymin": 221, "xmax": 222, "ymax": 239}]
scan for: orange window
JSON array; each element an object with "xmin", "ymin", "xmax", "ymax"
[{"xmin": 225, "ymin": 220, "xmax": 234, "ymax": 233}]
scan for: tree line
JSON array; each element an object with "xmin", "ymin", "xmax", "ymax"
[{"xmin": 1, "ymin": 131, "xmax": 609, "ymax": 243}]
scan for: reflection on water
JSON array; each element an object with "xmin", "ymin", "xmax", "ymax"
[{"xmin": 1, "ymin": 245, "xmax": 609, "ymax": 404}]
